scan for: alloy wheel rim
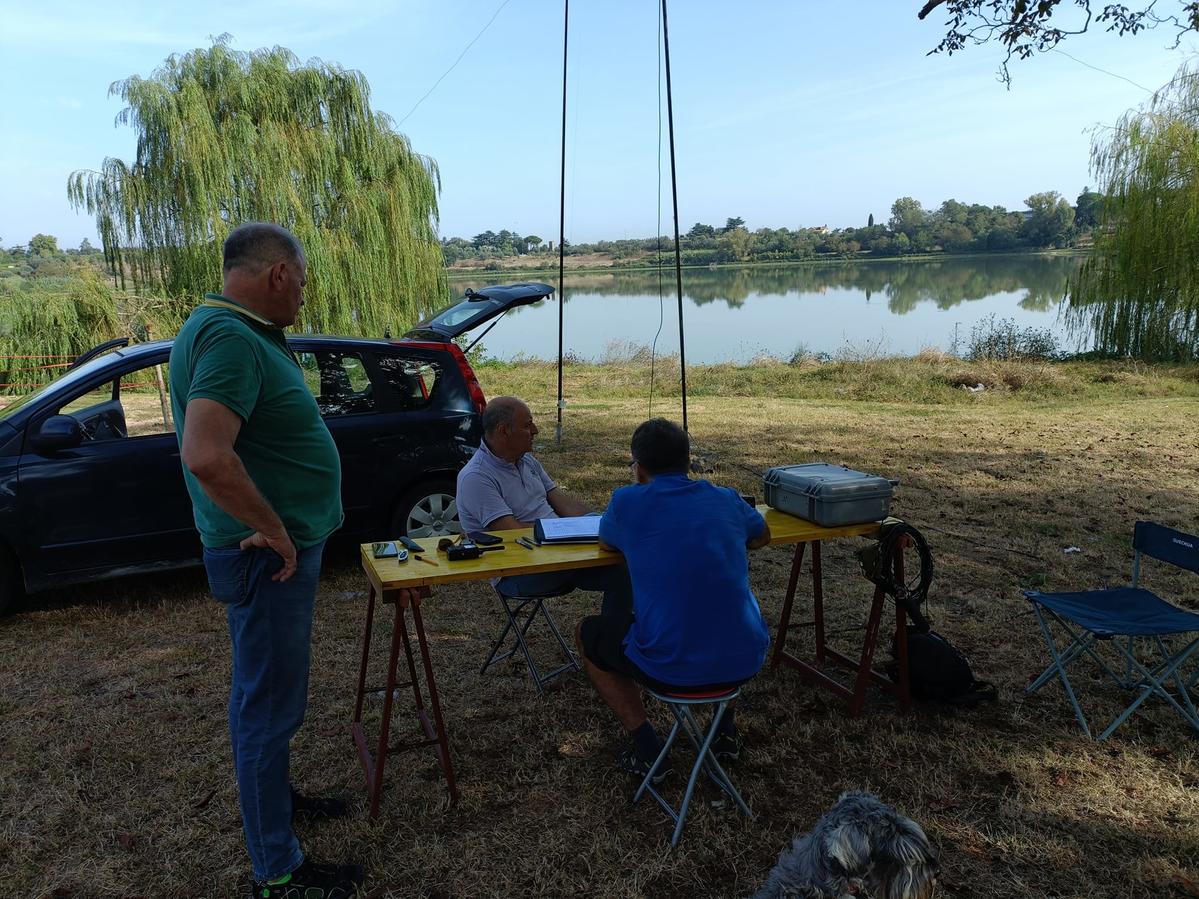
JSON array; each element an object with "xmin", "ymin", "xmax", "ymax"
[{"xmin": 406, "ymin": 492, "xmax": 462, "ymax": 538}]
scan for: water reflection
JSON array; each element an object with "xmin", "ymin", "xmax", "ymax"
[{"xmin": 449, "ymin": 255, "xmax": 1084, "ymax": 362}]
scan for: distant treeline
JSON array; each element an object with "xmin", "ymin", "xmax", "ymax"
[
  {"xmin": 443, "ymin": 189, "xmax": 1100, "ymax": 266},
  {"xmin": 1, "ymin": 234, "xmax": 104, "ymax": 279}
]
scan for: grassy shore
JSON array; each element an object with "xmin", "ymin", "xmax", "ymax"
[{"xmin": 1, "ymin": 357, "xmax": 1197, "ymax": 898}]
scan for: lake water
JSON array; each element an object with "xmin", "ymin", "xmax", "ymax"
[{"xmin": 449, "ymin": 255, "xmax": 1086, "ymax": 363}]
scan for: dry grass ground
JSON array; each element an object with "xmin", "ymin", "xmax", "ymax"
[{"xmin": 2, "ymin": 358, "xmax": 1198, "ymax": 898}]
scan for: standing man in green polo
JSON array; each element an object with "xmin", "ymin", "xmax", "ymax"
[{"xmin": 170, "ymin": 223, "xmax": 361, "ymax": 897}]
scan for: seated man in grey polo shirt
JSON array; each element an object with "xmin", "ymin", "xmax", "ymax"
[{"xmin": 456, "ymin": 395, "xmax": 632, "ymax": 615}]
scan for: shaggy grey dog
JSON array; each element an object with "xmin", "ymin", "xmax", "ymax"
[{"xmin": 750, "ymin": 791, "xmax": 937, "ymax": 899}]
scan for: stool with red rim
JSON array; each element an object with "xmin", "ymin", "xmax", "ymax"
[{"xmin": 634, "ymin": 685, "xmax": 752, "ymax": 847}]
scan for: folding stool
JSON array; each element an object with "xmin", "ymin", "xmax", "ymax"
[
  {"xmin": 479, "ymin": 585, "xmax": 580, "ymax": 696},
  {"xmin": 1024, "ymin": 521, "xmax": 1199, "ymax": 740},
  {"xmin": 634, "ymin": 686, "xmax": 752, "ymax": 847}
]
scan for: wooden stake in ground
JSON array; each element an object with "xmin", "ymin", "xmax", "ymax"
[{"xmin": 147, "ymin": 324, "xmax": 171, "ymax": 431}]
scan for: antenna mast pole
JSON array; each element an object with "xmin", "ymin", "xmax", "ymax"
[
  {"xmin": 556, "ymin": 0, "xmax": 569, "ymax": 444},
  {"xmin": 660, "ymin": 0, "xmax": 688, "ymax": 431}
]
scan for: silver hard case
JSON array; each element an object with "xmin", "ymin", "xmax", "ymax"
[{"xmin": 763, "ymin": 463, "xmax": 894, "ymax": 527}]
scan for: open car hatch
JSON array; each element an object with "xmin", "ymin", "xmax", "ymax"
[{"xmin": 404, "ymin": 282, "xmax": 555, "ymax": 342}]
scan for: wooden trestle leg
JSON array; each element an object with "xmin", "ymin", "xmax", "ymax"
[
  {"xmin": 351, "ymin": 585, "xmax": 458, "ymax": 817},
  {"xmin": 770, "ymin": 534, "xmax": 911, "ymax": 716}
]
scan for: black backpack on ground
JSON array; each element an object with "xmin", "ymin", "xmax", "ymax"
[{"xmin": 891, "ymin": 629, "xmax": 998, "ymax": 706}]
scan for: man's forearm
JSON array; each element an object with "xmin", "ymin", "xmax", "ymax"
[
  {"xmin": 547, "ymin": 488, "xmax": 592, "ymax": 518},
  {"xmin": 484, "ymin": 514, "xmax": 529, "ymax": 531},
  {"xmin": 747, "ymin": 522, "xmax": 772, "ymax": 551},
  {"xmin": 192, "ymin": 451, "xmax": 287, "ymax": 538}
]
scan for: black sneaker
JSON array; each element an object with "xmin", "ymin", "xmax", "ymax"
[
  {"xmin": 712, "ymin": 729, "xmax": 743, "ymax": 764},
  {"xmin": 252, "ymin": 858, "xmax": 363, "ymax": 898},
  {"xmin": 291, "ymin": 787, "xmax": 350, "ymax": 823},
  {"xmin": 616, "ymin": 745, "xmax": 672, "ymax": 785}
]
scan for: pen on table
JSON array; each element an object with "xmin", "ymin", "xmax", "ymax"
[
  {"xmin": 516, "ymin": 537, "xmax": 535, "ymax": 550},
  {"xmin": 412, "ymin": 555, "xmax": 437, "ymax": 565}
]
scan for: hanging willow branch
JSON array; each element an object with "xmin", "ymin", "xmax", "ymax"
[
  {"xmin": 0, "ymin": 272, "xmax": 123, "ymax": 390},
  {"xmin": 1068, "ymin": 60, "xmax": 1199, "ymax": 360},
  {"xmin": 67, "ymin": 37, "xmax": 446, "ymax": 337}
]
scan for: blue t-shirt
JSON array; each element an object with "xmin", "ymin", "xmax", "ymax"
[{"xmin": 598, "ymin": 474, "xmax": 769, "ymax": 686}]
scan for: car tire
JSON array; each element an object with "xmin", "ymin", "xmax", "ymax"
[{"xmin": 391, "ymin": 479, "xmax": 462, "ymax": 539}]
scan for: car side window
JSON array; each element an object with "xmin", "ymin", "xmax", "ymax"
[
  {"xmin": 375, "ymin": 355, "xmax": 440, "ymax": 411},
  {"xmin": 122, "ymin": 363, "xmax": 174, "ymax": 438},
  {"xmin": 297, "ymin": 351, "xmax": 375, "ymax": 417},
  {"xmin": 60, "ymin": 380, "xmax": 116, "ymax": 416},
  {"xmin": 53, "ymin": 360, "xmax": 175, "ymax": 441}
]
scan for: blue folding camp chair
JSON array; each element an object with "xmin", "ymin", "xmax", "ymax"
[{"xmin": 1024, "ymin": 521, "xmax": 1199, "ymax": 740}]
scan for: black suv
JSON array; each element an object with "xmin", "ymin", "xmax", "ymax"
[{"xmin": 0, "ymin": 282, "xmax": 554, "ymax": 612}]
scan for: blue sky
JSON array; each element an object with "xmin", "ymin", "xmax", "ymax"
[{"xmin": 1, "ymin": 0, "xmax": 1193, "ymax": 249}]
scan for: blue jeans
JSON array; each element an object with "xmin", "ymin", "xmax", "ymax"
[
  {"xmin": 499, "ymin": 562, "xmax": 633, "ymax": 616},
  {"xmin": 203, "ymin": 540, "xmax": 326, "ymax": 882}
]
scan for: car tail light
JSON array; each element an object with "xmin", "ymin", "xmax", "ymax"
[{"xmin": 401, "ymin": 341, "xmax": 487, "ymax": 413}]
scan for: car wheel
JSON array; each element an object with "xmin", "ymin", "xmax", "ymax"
[{"xmin": 392, "ymin": 479, "xmax": 462, "ymax": 539}]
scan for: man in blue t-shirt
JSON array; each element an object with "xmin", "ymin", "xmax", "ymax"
[{"xmin": 578, "ymin": 418, "xmax": 772, "ymax": 782}]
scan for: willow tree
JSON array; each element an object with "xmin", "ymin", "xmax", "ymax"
[
  {"xmin": 1068, "ymin": 61, "xmax": 1199, "ymax": 360},
  {"xmin": 68, "ymin": 39, "xmax": 445, "ymax": 336},
  {"xmin": 0, "ymin": 272, "xmax": 123, "ymax": 391}
]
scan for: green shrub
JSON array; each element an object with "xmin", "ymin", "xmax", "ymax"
[{"xmin": 966, "ymin": 314, "xmax": 1058, "ymax": 361}]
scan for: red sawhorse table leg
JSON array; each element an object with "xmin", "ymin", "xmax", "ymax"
[
  {"xmin": 352, "ymin": 585, "xmax": 459, "ymax": 817},
  {"xmin": 769, "ymin": 538, "xmax": 911, "ymax": 716}
]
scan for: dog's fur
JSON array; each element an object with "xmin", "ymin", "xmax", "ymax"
[{"xmin": 750, "ymin": 791, "xmax": 937, "ymax": 899}]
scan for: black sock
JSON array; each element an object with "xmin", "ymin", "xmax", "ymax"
[
  {"xmin": 631, "ymin": 720, "xmax": 662, "ymax": 762},
  {"xmin": 716, "ymin": 707, "xmax": 737, "ymax": 735}
]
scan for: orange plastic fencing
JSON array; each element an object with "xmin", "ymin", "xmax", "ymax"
[{"xmin": 0, "ymin": 355, "xmax": 162, "ymax": 392}]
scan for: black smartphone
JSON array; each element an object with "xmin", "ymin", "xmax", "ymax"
[
  {"xmin": 469, "ymin": 532, "xmax": 504, "ymax": 546},
  {"xmin": 372, "ymin": 541, "xmax": 400, "ymax": 559}
]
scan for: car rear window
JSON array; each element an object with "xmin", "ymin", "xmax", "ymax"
[
  {"xmin": 297, "ymin": 351, "xmax": 376, "ymax": 417},
  {"xmin": 375, "ymin": 355, "xmax": 441, "ymax": 410},
  {"xmin": 424, "ymin": 297, "xmax": 504, "ymax": 333}
]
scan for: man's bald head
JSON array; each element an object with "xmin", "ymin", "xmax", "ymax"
[
  {"xmin": 481, "ymin": 396, "xmax": 538, "ymax": 463},
  {"xmin": 482, "ymin": 396, "xmax": 528, "ymax": 437}
]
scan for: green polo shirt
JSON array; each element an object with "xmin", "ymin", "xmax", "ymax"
[{"xmin": 169, "ymin": 293, "xmax": 343, "ymax": 549}]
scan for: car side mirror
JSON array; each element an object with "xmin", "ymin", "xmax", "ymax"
[{"xmin": 30, "ymin": 415, "xmax": 83, "ymax": 453}]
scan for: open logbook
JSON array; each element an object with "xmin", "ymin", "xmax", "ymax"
[{"xmin": 533, "ymin": 515, "xmax": 602, "ymax": 545}]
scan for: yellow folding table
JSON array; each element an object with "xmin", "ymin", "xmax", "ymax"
[{"xmin": 352, "ymin": 508, "xmax": 911, "ymax": 816}]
